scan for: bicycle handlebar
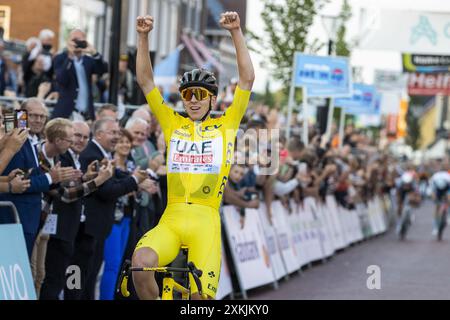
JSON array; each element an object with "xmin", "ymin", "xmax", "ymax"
[{"xmin": 116, "ymin": 259, "xmax": 205, "ymax": 298}]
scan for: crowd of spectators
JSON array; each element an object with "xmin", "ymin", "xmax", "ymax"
[{"xmin": 0, "ymin": 26, "xmax": 405, "ymax": 300}]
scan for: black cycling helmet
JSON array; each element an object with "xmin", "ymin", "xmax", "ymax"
[{"xmin": 179, "ymin": 68, "xmax": 218, "ymax": 96}]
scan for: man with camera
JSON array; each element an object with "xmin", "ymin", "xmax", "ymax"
[
  {"xmin": 52, "ymin": 28, "xmax": 108, "ymax": 121},
  {"xmin": 40, "ymin": 120, "xmax": 117, "ymax": 299},
  {"xmin": 65, "ymin": 118, "xmax": 149, "ymax": 300},
  {"xmin": 0, "ymin": 98, "xmax": 75, "ymax": 258}
]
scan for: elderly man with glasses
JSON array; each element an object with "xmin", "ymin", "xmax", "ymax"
[
  {"xmin": 0, "ymin": 98, "xmax": 75, "ymax": 258},
  {"xmin": 65, "ymin": 118, "xmax": 150, "ymax": 300},
  {"xmin": 40, "ymin": 120, "xmax": 116, "ymax": 299}
]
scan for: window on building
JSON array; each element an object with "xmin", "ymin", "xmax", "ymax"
[{"xmin": 0, "ymin": 6, "xmax": 11, "ymax": 40}]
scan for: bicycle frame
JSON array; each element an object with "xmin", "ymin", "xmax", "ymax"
[{"xmin": 117, "ymin": 261, "xmax": 206, "ymax": 300}]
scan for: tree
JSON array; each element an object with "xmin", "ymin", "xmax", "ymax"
[
  {"xmin": 334, "ymin": 0, "xmax": 352, "ymax": 57},
  {"xmin": 405, "ymin": 107, "xmax": 421, "ymax": 150},
  {"xmin": 248, "ymin": 0, "xmax": 329, "ymax": 94},
  {"xmin": 263, "ymin": 80, "xmax": 276, "ymax": 108}
]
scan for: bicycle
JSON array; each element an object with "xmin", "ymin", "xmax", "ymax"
[
  {"xmin": 397, "ymin": 193, "xmax": 413, "ymax": 241},
  {"xmin": 116, "ymin": 246, "xmax": 207, "ymax": 300},
  {"xmin": 435, "ymin": 199, "xmax": 449, "ymax": 241}
]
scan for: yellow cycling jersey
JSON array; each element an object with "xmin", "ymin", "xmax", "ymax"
[{"xmin": 145, "ymin": 85, "xmax": 251, "ymax": 210}]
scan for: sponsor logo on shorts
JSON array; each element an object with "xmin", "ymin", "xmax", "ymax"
[{"xmin": 207, "ymin": 283, "xmax": 217, "ymax": 293}]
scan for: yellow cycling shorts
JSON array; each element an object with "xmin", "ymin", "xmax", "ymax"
[{"xmin": 134, "ymin": 202, "xmax": 221, "ymax": 298}]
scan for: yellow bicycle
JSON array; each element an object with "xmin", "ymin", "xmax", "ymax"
[{"xmin": 117, "ymin": 247, "xmax": 206, "ymax": 300}]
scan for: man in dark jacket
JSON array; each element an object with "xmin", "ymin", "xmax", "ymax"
[
  {"xmin": 39, "ymin": 121, "xmax": 113, "ymax": 300},
  {"xmin": 65, "ymin": 118, "xmax": 147, "ymax": 300},
  {"xmin": 0, "ymin": 99, "xmax": 74, "ymax": 257},
  {"xmin": 52, "ymin": 29, "xmax": 107, "ymax": 121}
]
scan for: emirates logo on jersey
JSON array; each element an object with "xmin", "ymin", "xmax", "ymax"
[{"xmin": 168, "ymin": 137, "xmax": 223, "ymax": 174}]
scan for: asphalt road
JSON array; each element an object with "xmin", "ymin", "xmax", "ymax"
[{"xmin": 248, "ymin": 201, "xmax": 450, "ymax": 300}]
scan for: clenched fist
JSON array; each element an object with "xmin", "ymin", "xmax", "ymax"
[
  {"xmin": 136, "ymin": 16, "xmax": 154, "ymax": 34},
  {"xmin": 219, "ymin": 11, "xmax": 240, "ymax": 31}
]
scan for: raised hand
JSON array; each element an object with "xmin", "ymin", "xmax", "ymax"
[
  {"xmin": 37, "ymin": 82, "xmax": 52, "ymax": 99},
  {"xmin": 2, "ymin": 128, "xmax": 29, "ymax": 154},
  {"xmin": 133, "ymin": 166, "xmax": 149, "ymax": 184},
  {"xmin": 83, "ymin": 41, "xmax": 97, "ymax": 55},
  {"xmin": 136, "ymin": 15, "xmax": 154, "ymax": 34},
  {"xmin": 219, "ymin": 11, "xmax": 240, "ymax": 31},
  {"xmin": 95, "ymin": 161, "xmax": 114, "ymax": 186}
]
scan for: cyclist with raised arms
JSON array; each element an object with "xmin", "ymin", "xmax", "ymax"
[{"xmin": 132, "ymin": 12, "xmax": 254, "ymax": 300}]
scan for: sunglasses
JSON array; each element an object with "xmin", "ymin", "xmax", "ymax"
[{"xmin": 181, "ymin": 87, "xmax": 212, "ymax": 101}]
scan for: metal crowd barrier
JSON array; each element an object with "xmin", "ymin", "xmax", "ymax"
[{"xmin": 0, "ymin": 201, "xmax": 21, "ymax": 224}]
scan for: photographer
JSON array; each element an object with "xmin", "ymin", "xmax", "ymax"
[
  {"xmin": 52, "ymin": 28, "xmax": 108, "ymax": 121},
  {"xmin": 0, "ymin": 99, "xmax": 75, "ymax": 258},
  {"xmin": 0, "ymin": 128, "xmax": 29, "ymax": 175}
]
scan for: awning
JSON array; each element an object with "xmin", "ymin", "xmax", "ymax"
[
  {"xmin": 181, "ymin": 34, "xmax": 205, "ymax": 68},
  {"xmin": 154, "ymin": 45, "xmax": 182, "ymax": 97},
  {"xmin": 154, "ymin": 45, "xmax": 182, "ymax": 77},
  {"xmin": 190, "ymin": 37, "xmax": 224, "ymax": 73}
]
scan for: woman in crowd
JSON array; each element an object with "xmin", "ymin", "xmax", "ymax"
[{"xmin": 100, "ymin": 128, "xmax": 157, "ymax": 300}]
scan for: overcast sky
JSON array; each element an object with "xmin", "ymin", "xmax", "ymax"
[{"xmin": 246, "ymin": 0, "xmax": 450, "ymax": 93}]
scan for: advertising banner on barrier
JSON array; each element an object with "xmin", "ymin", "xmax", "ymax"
[
  {"xmin": 258, "ymin": 204, "xmax": 288, "ymax": 280},
  {"xmin": 303, "ymin": 198, "xmax": 325, "ymax": 262},
  {"xmin": 271, "ymin": 201, "xmax": 301, "ymax": 273},
  {"xmin": 368, "ymin": 199, "xmax": 382, "ymax": 235},
  {"xmin": 293, "ymin": 53, "xmax": 352, "ymax": 97},
  {"xmin": 315, "ymin": 202, "xmax": 335, "ymax": 258},
  {"xmin": 325, "ymin": 196, "xmax": 347, "ymax": 250},
  {"xmin": 339, "ymin": 207, "xmax": 354, "ymax": 245},
  {"xmin": 222, "ymin": 206, "xmax": 275, "ymax": 290},
  {"xmin": 297, "ymin": 204, "xmax": 313, "ymax": 264},
  {"xmin": 288, "ymin": 201, "xmax": 309, "ymax": 267},
  {"xmin": 374, "ymin": 196, "xmax": 388, "ymax": 233},
  {"xmin": 0, "ymin": 224, "xmax": 36, "ymax": 300},
  {"xmin": 356, "ymin": 203, "xmax": 372, "ymax": 238},
  {"xmin": 335, "ymin": 83, "xmax": 377, "ymax": 115},
  {"xmin": 402, "ymin": 53, "xmax": 450, "ymax": 73},
  {"xmin": 352, "ymin": 209, "xmax": 364, "ymax": 242},
  {"xmin": 216, "ymin": 242, "xmax": 233, "ymax": 300}
]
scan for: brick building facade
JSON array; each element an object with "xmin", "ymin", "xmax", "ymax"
[{"xmin": 0, "ymin": 0, "xmax": 60, "ymax": 48}]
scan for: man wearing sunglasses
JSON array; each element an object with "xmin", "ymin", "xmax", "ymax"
[{"xmin": 133, "ymin": 11, "xmax": 254, "ymax": 300}]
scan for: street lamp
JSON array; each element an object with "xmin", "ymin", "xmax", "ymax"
[
  {"xmin": 321, "ymin": 14, "xmax": 339, "ymax": 54},
  {"xmin": 318, "ymin": 14, "xmax": 339, "ymax": 135}
]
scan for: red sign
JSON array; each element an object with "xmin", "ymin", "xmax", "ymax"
[{"xmin": 408, "ymin": 73, "xmax": 450, "ymax": 95}]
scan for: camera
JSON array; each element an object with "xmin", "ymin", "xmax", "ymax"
[
  {"xmin": 16, "ymin": 168, "xmax": 32, "ymax": 180},
  {"xmin": 244, "ymin": 191, "xmax": 258, "ymax": 201},
  {"xmin": 146, "ymin": 168, "xmax": 160, "ymax": 182},
  {"xmin": 4, "ymin": 109, "xmax": 28, "ymax": 133},
  {"xmin": 74, "ymin": 39, "xmax": 88, "ymax": 49},
  {"xmin": 93, "ymin": 160, "xmax": 100, "ymax": 172}
]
